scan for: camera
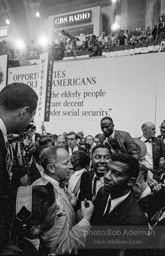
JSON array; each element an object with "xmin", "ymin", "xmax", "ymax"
[
  {"xmin": 7, "ymin": 123, "xmax": 36, "ymax": 144},
  {"xmin": 7, "ymin": 132, "xmax": 27, "ymax": 144},
  {"xmin": 61, "ymin": 30, "xmax": 80, "ymax": 41}
]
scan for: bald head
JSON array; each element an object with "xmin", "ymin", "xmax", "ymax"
[{"xmin": 141, "ymin": 122, "xmax": 156, "ymax": 139}]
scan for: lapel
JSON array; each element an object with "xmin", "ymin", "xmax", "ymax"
[
  {"xmin": 100, "ymin": 189, "xmax": 109, "ymax": 216},
  {"xmin": 91, "ymin": 187, "xmax": 109, "ymax": 225},
  {"xmin": 88, "ymin": 170, "xmax": 95, "ymax": 181},
  {"xmin": 55, "ymin": 185, "xmax": 73, "ymax": 208},
  {"xmin": 114, "ymin": 130, "xmax": 118, "ymax": 139},
  {"xmin": 108, "ymin": 192, "xmax": 133, "ymax": 218},
  {"xmin": 114, "ymin": 130, "xmax": 123, "ymax": 145},
  {"xmin": 36, "ymin": 175, "xmax": 75, "ymax": 215},
  {"xmin": 151, "ymin": 137, "xmax": 157, "ymax": 160},
  {"xmin": 88, "ymin": 170, "xmax": 95, "ymax": 193}
]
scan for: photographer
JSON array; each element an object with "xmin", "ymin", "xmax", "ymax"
[
  {"xmin": 8, "ymin": 124, "xmax": 38, "ymax": 186},
  {"xmin": 0, "ymin": 82, "xmax": 38, "ymax": 254}
]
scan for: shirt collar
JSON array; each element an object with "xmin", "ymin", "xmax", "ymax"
[
  {"xmin": 104, "ymin": 191, "xmax": 130, "ymax": 215},
  {"xmin": 43, "ymin": 173, "xmax": 60, "ymax": 187},
  {"xmin": 0, "ymin": 118, "xmax": 7, "ymax": 142},
  {"xmin": 111, "ymin": 191, "xmax": 130, "ymax": 205},
  {"xmin": 93, "ymin": 174, "xmax": 104, "ymax": 182},
  {"xmin": 109, "ymin": 130, "xmax": 115, "ymax": 139},
  {"xmin": 141, "ymin": 136, "xmax": 148, "ymax": 142},
  {"xmin": 140, "ymin": 185, "xmax": 151, "ymax": 199},
  {"xmin": 72, "ymin": 168, "xmax": 86, "ymax": 178}
]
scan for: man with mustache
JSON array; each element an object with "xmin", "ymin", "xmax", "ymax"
[{"xmin": 91, "ymin": 153, "xmax": 147, "ymax": 226}]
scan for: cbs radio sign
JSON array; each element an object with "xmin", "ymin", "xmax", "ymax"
[{"xmin": 54, "ymin": 10, "xmax": 92, "ymax": 27}]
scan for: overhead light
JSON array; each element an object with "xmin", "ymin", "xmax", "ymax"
[
  {"xmin": 5, "ymin": 19, "xmax": 10, "ymax": 25},
  {"xmin": 112, "ymin": 0, "xmax": 117, "ymax": 3},
  {"xmin": 111, "ymin": 22, "xmax": 120, "ymax": 31},
  {"xmin": 15, "ymin": 39, "xmax": 25, "ymax": 50},
  {"xmin": 35, "ymin": 11, "xmax": 40, "ymax": 18},
  {"xmin": 38, "ymin": 36, "xmax": 48, "ymax": 47}
]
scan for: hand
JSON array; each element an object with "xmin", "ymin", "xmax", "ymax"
[
  {"xmin": 147, "ymin": 177, "xmax": 158, "ymax": 188},
  {"xmin": 76, "ymin": 209, "xmax": 83, "ymax": 222},
  {"xmin": 81, "ymin": 200, "xmax": 94, "ymax": 222},
  {"xmin": 152, "ymin": 183, "xmax": 162, "ymax": 192},
  {"xmin": 20, "ymin": 174, "xmax": 29, "ymax": 185},
  {"xmin": 70, "ymin": 193, "xmax": 77, "ymax": 207}
]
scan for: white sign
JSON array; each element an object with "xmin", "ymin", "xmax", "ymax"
[
  {"xmin": 8, "ymin": 65, "xmax": 38, "ymax": 93},
  {"xmin": 54, "ymin": 10, "xmax": 92, "ymax": 27},
  {"xmin": 7, "ymin": 53, "xmax": 165, "ymax": 137},
  {"xmin": 37, "ymin": 52, "xmax": 49, "ymax": 120},
  {"xmin": 0, "ymin": 55, "xmax": 8, "ymax": 91}
]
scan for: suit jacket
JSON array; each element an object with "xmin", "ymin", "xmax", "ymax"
[
  {"xmin": 139, "ymin": 189, "xmax": 165, "ymax": 224},
  {"xmin": 100, "ymin": 130, "xmax": 139, "ymax": 157},
  {"xmin": 0, "ymin": 129, "xmax": 12, "ymax": 251},
  {"xmin": 76, "ymin": 171, "xmax": 94, "ymax": 211},
  {"xmin": 140, "ymin": 136, "xmax": 165, "ymax": 173},
  {"xmin": 33, "ymin": 175, "xmax": 91, "ymax": 255},
  {"xmin": 91, "ymin": 187, "xmax": 147, "ymax": 226},
  {"xmin": 152, "ymin": 137, "xmax": 165, "ymax": 172}
]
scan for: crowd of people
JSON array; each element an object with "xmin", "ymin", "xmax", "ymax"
[
  {"xmin": 0, "ymin": 18, "xmax": 165, "ymax": 66},
  {"xmin": 1, "ymin": 82, "xmax": 165, "ymax": 255}
]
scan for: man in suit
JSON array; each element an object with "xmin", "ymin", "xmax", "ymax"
[
  {"xmin": 0, "ymin": 83, "xmax": 38, "ymax": 253},
  {"xmin": 140, "ymin": 122, "xmax": 165, "ymax": 183},
  {"xmin": 100, "ymin": 116, "xmax": 139, "ymax": 159},
  {"xmin": 67, "ymin": 131, "xmax": 79, "ymax": 155},
  {"xmin": 158, "ymin": 120, "xmax": 165, "ymax": 145},
  {"xmin": 33, "ymin": 146, "xmax": 94, "ymax": 255},
  {"xmin": 76, "ymin": 144, "xmax": 111, "ymax": 211},
  {"xmin": 68, "ymin": 150, "xmax": 90, "ymax": 197},
  {"xmin": 92, "ymin": 153, "xmax": 147, "ymax": 226}
]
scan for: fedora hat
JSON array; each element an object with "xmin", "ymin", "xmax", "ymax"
[{"xmin": 133, "ymin": 138, "xmax": 147, "ymax": 158}]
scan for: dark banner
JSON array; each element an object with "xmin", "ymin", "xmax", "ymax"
[{"xmin": 44, "ymin": 52, "xmax": 53, "ymax": 122}]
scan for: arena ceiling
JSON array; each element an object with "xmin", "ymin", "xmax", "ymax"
[{"xmin": 0, "ymin": 0, "xmax": 110, "ymax": 41}]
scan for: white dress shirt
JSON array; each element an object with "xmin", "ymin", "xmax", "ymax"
[
  {"xmin": 140, "ymin": 136, "xmax": 153, "ymax": 170},
  {"xmin": 140, "ymin": 185, "xmax": 151, "ymax": 199},
  {"xmin": 68, "ymin": 168, "xmax": 86, "ymax": 196},
  {"xmin": 0, "ymin": 118, "xmax": 7, "ymax": 142},
  {"xmin": 103, "ymin": 192, "xmax": 131, "ymax": 215},
  {"xmin": 92, "ymin": 174, "xmax": 104, "ymax": 196},
  {"xmin": 69, "ymin": 146, "xmax": 78, "ymax": 156},
  {"xmin": 0, "ymin": 118, "xmax": 13, "ymax": 178}
]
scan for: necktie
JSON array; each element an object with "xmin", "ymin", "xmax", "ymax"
[
  {"xmin": 104, "ymin": 197, "xmax": 111, "ymax": 217},
  {"xmin": 92, "ymin": 176, "xmax": 100, "ymax": 197}
]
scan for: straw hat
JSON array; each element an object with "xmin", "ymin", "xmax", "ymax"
[{"xmin": 133, "ymin": 138, "xmax": 147, "ymax": 158}]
